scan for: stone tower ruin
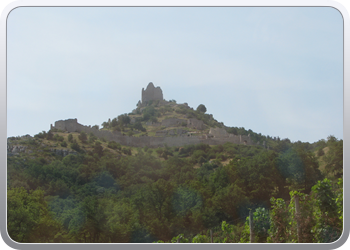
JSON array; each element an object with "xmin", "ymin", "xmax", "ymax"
[{"xmin": 142, "ymin": 82, "xmax": 163, "ymax": 104}]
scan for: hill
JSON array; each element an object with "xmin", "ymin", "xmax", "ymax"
[{"xmin": 6, "ymin": 83, "xmax": 343, "ymax": 244}]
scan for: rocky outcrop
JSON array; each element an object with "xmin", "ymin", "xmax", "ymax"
[
  {"xmin": 50, "ymin": 148, "xmax": 78, "ymax": 157},
  {"xmin": 7, "ymin": 145, "xmax": 28, "ymax": 154}
]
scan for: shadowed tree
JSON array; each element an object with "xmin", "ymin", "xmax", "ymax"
[{"xmin": 196, "ymin": 104, "xmax": 207, "ymax": 113}]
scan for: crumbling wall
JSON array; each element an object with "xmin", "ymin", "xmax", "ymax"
[
  {"xmin": 141, "ymin": 82, "xmax": 163, "ymax": 104},
  {"xmin": 54, "ymin": 119, "xmax": 78, "ymax": 131},
  {"xmin": 209, "ymin": 127, "xmax": 228, "ymax": 138},
  {"xmin": 187, "ymin": 118, "xmax": 204, "ymax": 130}
]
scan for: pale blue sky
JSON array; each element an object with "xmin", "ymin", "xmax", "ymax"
[{"xmin": 7, "ymin": 7, "xmax": 343, "ymax": 143}]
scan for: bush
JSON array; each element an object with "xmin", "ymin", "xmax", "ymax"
[
  {"xmin": 34, "ymin": 131, "xmax": 47, "ymax": 139},
  {"xmin": 196, "ymin": 104, "xmax": 207, "ymax": 113},
  {"xmin": 78, "ymin": 131, "xmax": 88, "ymax": 143},
  {"xmin": 70, "ymin": 140, "xmax": 81, "ymax": 152},
  {"xmin": 122, "ymin": 147, "xmax": 132, "ymax": 155},
  {"xmin": 68, "ymin": 134, "xmax": 73, "ymax": 143},
  {"xmin": 53, "ymin": 134, "xmax": 64, "ymax": 142},
  {"xmin": 133, "ymin": 122, "xmax": 146, "ymax": 132},
  {"xmin": 88, "ymin": 133, "xmax": 97, "ymax": 144},
  {"xmin": 317, "ymin": 148, "xmax": 325, "ymax": 156},
  {"xmin": 108, "ymin": 141, "xmax": 121, "ymax": 150},
  {"xmin": 60, "ymin": 141, "xmax": 67, "ymax": 147},
  {"xmin": 47, "ymin": 131, "xmax": 54, "ymax": 140}
]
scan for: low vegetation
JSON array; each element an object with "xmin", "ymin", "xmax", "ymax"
[{"xmin": 7, "ymin": 127, "xmax": 343, "ymax": 243}]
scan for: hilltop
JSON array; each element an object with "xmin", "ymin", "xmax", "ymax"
[{"xmin": 48, "ymin": 83, "xmax": 276, "ymax": 149}]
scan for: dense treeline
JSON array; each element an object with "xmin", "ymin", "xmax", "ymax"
[{"xmin": 7, "ymin": 133, "xmax": 343, "ymax": 243}]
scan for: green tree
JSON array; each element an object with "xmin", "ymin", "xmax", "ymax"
[
  {"xmin": 68, "ymin": 133, "xmax": 73, "ymax": 142},
  {"xmin": 93, "ymin": 141, "xmax": 104, "ymax": 157},
  {"xmin": 118, "ymin": 114, "xmax": 131, "ymax": 126},
  {"xmin": 311, "ymin": 178, "xmax": 342, "ymax": 242},
  {"xmin": 7, "ymin": 187, "xmax": 64, "ymax": 242},
  {"xmin": 324, "ymin": 136, "xmax": 343, "ymax": 178},
  {"xmin": 267, "ymin": 198, "xmax": 290, "ymax": 243},
  {"xmin": 78, "ymin": 131, "xmax": 88, "ymax": 144},
  {"xmin": 196, "ymin": 104, "xmax": 207, "ymax": 113}
]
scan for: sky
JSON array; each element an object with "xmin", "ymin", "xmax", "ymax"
[{"xmin": 6, "ymin": 6, "xmax": 343, "ymax": 143}]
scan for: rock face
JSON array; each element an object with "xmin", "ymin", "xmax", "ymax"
[
  {"xmin": 7, "ymin": 145, "xmax": 28, "ymax": 154},
  {"xmin": 142, "ymin": 82, "xmax": 163, "ymax": 104},
  {"xmin": 50, "ymin": 148, "xmax": 78, "ymax": 157}
]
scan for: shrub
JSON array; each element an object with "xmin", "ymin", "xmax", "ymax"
[
  {"xmin": 108, "ymin": 141, "xmax": 121, "ymax": 150},
  {"xmin": 317, "ymin": 148, "xmax": 325, "ymax": 156},
  {"xmin": 70, "ymin": 140, "xmax": 81, "ymax": 152},
  {"xmin": 78, "ymin": 131, "xmax": 88, "ymax": 143},
  {"xmin": 68, "ymin": 134, "xmax": 73, "ymax": 143},
  {"xmin": 196, "ymin": 104, "xmax": 207, "ymax": 113},
  {"xmin": 122, "ymin": 147, "xmax": 132, "ymax": 155},
  {"xmin": 34, "ymin": 131, "xmax": 47, "ymax": 139}
]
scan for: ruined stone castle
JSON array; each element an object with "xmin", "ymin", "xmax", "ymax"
[
  {"xmin": 51, "ymin": 83, "xmax": 253, "ymax": 148},
  {"xmin": 141, "ymin": 82, "xmax": 163, "ymax": 104}
]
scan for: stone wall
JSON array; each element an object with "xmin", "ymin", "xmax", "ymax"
[
  {"xmin": 52, "ymin": 119, "xmax": 254, "ymax": 148},
  {"xmin": 187, "ymin": 118, "xmax": 204, "ymax": 130},
  {"xmin": 209, "ymin": 127, "xmax": 228, "ymax": 138},
  {"xmin": 161, "ymin": 118, "xmax": 187, "ymax": 127}
]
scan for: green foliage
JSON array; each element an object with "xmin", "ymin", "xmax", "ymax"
[
  {"xmin": 122, "ymin": 147, "xmax": 132, "ymax": 155},
  {"xmin": 267, "ymin": 198, "xmax": 290, "ymax": 243},
  {"xmin": 311, "ymin": 178, "xmax": 342, "ymax": 242},
  {"xmin": 323, "ymin": 136, "xmax": 343, "ymax": 178},
  {"xmin": 47, "ymin": 130, "xmax": 54, "ymax": 140},
  {"xmin": 7, "ymin": 132, "xmax": 342, "ymax": 243},
  {"xmin": 252, "ymin": 207, "xmax": 270, "ymax": 241},
  {"xmin": 34, "ymin": 131, "xmax": 47, "ymax": 139},
  {"xmin": 53, "ymin": 134, "xmax": 64, "ymax": 142},
  {"xmin": 287, "ymin": 191, "xmax": 315, "ymax": 243},
  {"xmin": 277, "ymin": 147, "xmax": 322, "ymax": 193},
  {"xmin": 171, "ymin": 186, "xmax": 202, "ymax": 217},
  {"xmin": 70, "ymin": 140, "xmax": 81, "ymax": 152},
  {"xmin": 118, "ymin": 114, "xmax": 131, "ymax": 126},
  {"xmin": 196, "ymin": 104, "xmax": 207, "ymax": 113},
  {"xmin": 317, "ymin": 148, "xmax": 325, "ymax": 156},
  {"xmin": 192, "ymin": 234, "xmax": 209, "ymax": 243},
  {"xmin": 88, "ymin": 133, "xmax": 97, "ymax": 144},
  {"xmin": 7, "ymin": 187, "xmax": 64, "ymax": 242},
  {"xmin": 93, "ymin": 141, "xmax": 104, "ymax": 157},
  {"xmin": 107, "ymin": 141, "xmax": 121, "ymax": 150},
  {"xmin": 171, "ymin": 234, "xmax": 189, "ymax": 243},
  {"xmin": 133, "ymin": 121, "xmax": 146, "ymax": 132},
  {"xmin": 78, "ymin": 131, "xmax": 88, "ymax": 144},
  {"xmin": 68, "ymin": 134, "xmax": 73, "ymax": 143},
  {"xmin": 142, "ymin": 106, "xmax": 158, "ymax": 122}
]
